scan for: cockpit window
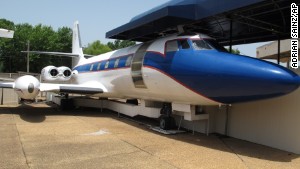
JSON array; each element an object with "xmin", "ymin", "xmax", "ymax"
[
  {"xmin": 192, "ymin": 40, "xmax": 212, "ymax": 50},
  {"xmin": 179, "ymin": 40, "xmax": 190, "ymax": 49},
  {"xmin": 166, "ymin": 40, "xmax": 179, "ymax": 52},
  {"xmin": 192, "ymin": 39, "xmax": 228, "ymax": 53}
]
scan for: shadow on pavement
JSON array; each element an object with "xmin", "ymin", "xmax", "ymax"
[
  {"xmin": 0, "ymin": 102, "xmax": 298, "ymax": 163},
  {"xmin": 73, "ymin": 107, "xmax": 300, "ymax": 163}
]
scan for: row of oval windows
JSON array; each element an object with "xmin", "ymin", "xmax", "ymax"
[{"xmin": 88, "ymin": 55, "xmax": 133, "ymax": 71}]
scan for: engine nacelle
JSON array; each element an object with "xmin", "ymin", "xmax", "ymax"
[
  {"xmin": 14, "ymin": 75, "xmax": 40, "ymax": 100},
  {"xmin": 41, "ymin": 66, "xmax": 72, "ymax": 82}
]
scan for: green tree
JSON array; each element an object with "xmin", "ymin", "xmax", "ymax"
[
  {"xmin": 0, "ymin": 19, "xmax": 73, "ymax": 73},
  {"xmin": 83, "ymin": 40, "xmax": 136, "ymax": 56},
  {"xmin": 107, "ymin": 40, "xmax": 136, "ymax": 50},
  {"xmin": 226, "ymin": 47, "xmax": 240, "ymax": 55},
  {"xmin": 51, "ymin": 27, "xmax": 72, "ymax": 67},
  {"xmin": 83, "ymin": 40, "xmax": 112, "ymax": 55},
  {"xmin": 0, "ymin": 19, "xmax": 17, "ymax": 72}
]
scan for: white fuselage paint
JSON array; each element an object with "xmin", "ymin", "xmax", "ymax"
[{"xmin": 72, "ymin": 34, "xmax": 219, "ymax": 105}]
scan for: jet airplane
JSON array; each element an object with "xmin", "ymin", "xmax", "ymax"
[{"xmin": 1, "ymin": 21, "xmax": 299, "ymax": 129}]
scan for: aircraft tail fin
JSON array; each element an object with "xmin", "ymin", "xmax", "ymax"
[{"xmin": 72, "ymin": 21, "xmax": 86, "ymax": 67}]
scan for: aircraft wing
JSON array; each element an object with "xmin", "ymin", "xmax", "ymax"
[
  {"xmin": 0, "ymin": 82, "xmax": 14, "ymax": 88},
  {"xmin": 40, "ymin": 83, "xmax": 103, "ymax": 94},
  {"xmin": 0, "ymin": 81, "xmax": 103, "ymax": 95}
]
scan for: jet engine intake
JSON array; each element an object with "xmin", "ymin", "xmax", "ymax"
[{"xmin": 41, "ymin": 66, "xmax": 72, "ymax": 82}]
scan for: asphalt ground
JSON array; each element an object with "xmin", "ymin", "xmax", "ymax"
[{"xmin": 0, "ymin": 103, "xmax": 300, "ymax": 169}]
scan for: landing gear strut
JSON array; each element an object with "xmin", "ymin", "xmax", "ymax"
[
  {"xmin": 159, "ymin": 103, "xmax": 175, "ymax": 130},
  {"xmin": 60, "ymin": 93, "xmax": 74, "ymax": 111},
  {"xmin": 126, "ymin": 99, "xmax": 138, "ymax": 105}
]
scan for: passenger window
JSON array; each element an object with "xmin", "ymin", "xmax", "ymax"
[
  {"xmin": 97, "ymin": 62, "xmax": 101, "ymax": 70},
  {"xmin": 166, "ymin": 41, "xmax": 179, "ymax": 52},
  {"xmin": 125, "ymin": 56, "xmax": 132, "ymax": 67},
  {"xmin": 105, "ymin": 61, "xmax": 109, "ymax": 69},
  {"xmin": 90, "ymin": 64, "xmax": 94, "ymax": 71},
  {"xmin": 114, "ymin": 59, "xmax": 119, "ymax": 68},
  {"xmin": 179, "ymin": 40, "xmax": 190, "ymax": 49}
]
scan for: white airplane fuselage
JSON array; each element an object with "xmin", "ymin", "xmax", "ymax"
[
  {"xmin": 72, "ymin": 33, "xmax": 300, "ymax": 106},
  {"xmin": 73, "ymin": 34, "xmax": 217, "ymax": 105}
]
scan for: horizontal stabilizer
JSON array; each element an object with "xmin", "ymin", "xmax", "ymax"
[
  {"xmin": 21, "ymin": 51, "xmax": 94, "ymax": 58},
  {"xmin": 21, "ymin": 51, "xmax": 79, "ymax": 57}
]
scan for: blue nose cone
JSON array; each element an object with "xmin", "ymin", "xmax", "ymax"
[{"xmin": 188, "ymin": 51, "xmax": 300, "ymax": 104}]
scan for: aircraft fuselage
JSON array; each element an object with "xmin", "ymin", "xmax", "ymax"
[{"xmin": 73, "ymin": 34, "xmax": 300, "ymax": 105}]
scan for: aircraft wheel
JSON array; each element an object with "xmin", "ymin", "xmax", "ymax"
[
  {"xmin": 60, "ymin": 98, "xmax": 74, "ymax": 111},
  {"xmin": 160, "ymin": 116, "xmax": 176, "ymax": 130},
  {"xmin": 160, "ymin": 116, "xmax": 170, "ymax": 130}
]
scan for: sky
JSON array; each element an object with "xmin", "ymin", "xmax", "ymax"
[{"xmin": 0, "ymin": 0, "xmax": 269, "ymax": 57}]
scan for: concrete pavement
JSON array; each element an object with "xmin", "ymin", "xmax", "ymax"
[{"xmin": 0, "ymin": 103, "xmax": 299, "ymax": 169}]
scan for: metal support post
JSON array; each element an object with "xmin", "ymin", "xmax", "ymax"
[
  {"xmin": 27, "ymin": 40, "xmax": 30, "ymax": 73},
  {"xmin": 178, "ymin": 116, "xmax": 183, "ymax": 130},
  {"xmin": 277, "ymin": 39, "xmax": 280, "ymax": 64},
  {"xmin": 229, "ymin": 19, "xmax": 233, "ymax": 53},
  {"xmin": 101, "ymin": 99, "xmax": 103, "ymax": 113},
  {"xmin": 206, "ymin": 119, "xmax": 209, "ymax": 136},
  {"xmin": 1, "ymin": 88, "xmax": 3, "ymax": 105},
  {"xmin": 225, "ymin": 105, "xmax": 229, "ymax": 136}
]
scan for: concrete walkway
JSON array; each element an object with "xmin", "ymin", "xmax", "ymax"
[{"xmin": 0, "ymin": 103, "xmax": 299, "ymax": 169}]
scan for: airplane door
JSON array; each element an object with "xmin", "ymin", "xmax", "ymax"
[{"xmin": 131, "ymin": 42, "xmax": 152, "ymax": 89}]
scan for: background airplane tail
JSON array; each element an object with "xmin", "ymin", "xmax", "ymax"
[{"xmin": 72, "ymin": 21, "xmax": 85, "ymax": 67}]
